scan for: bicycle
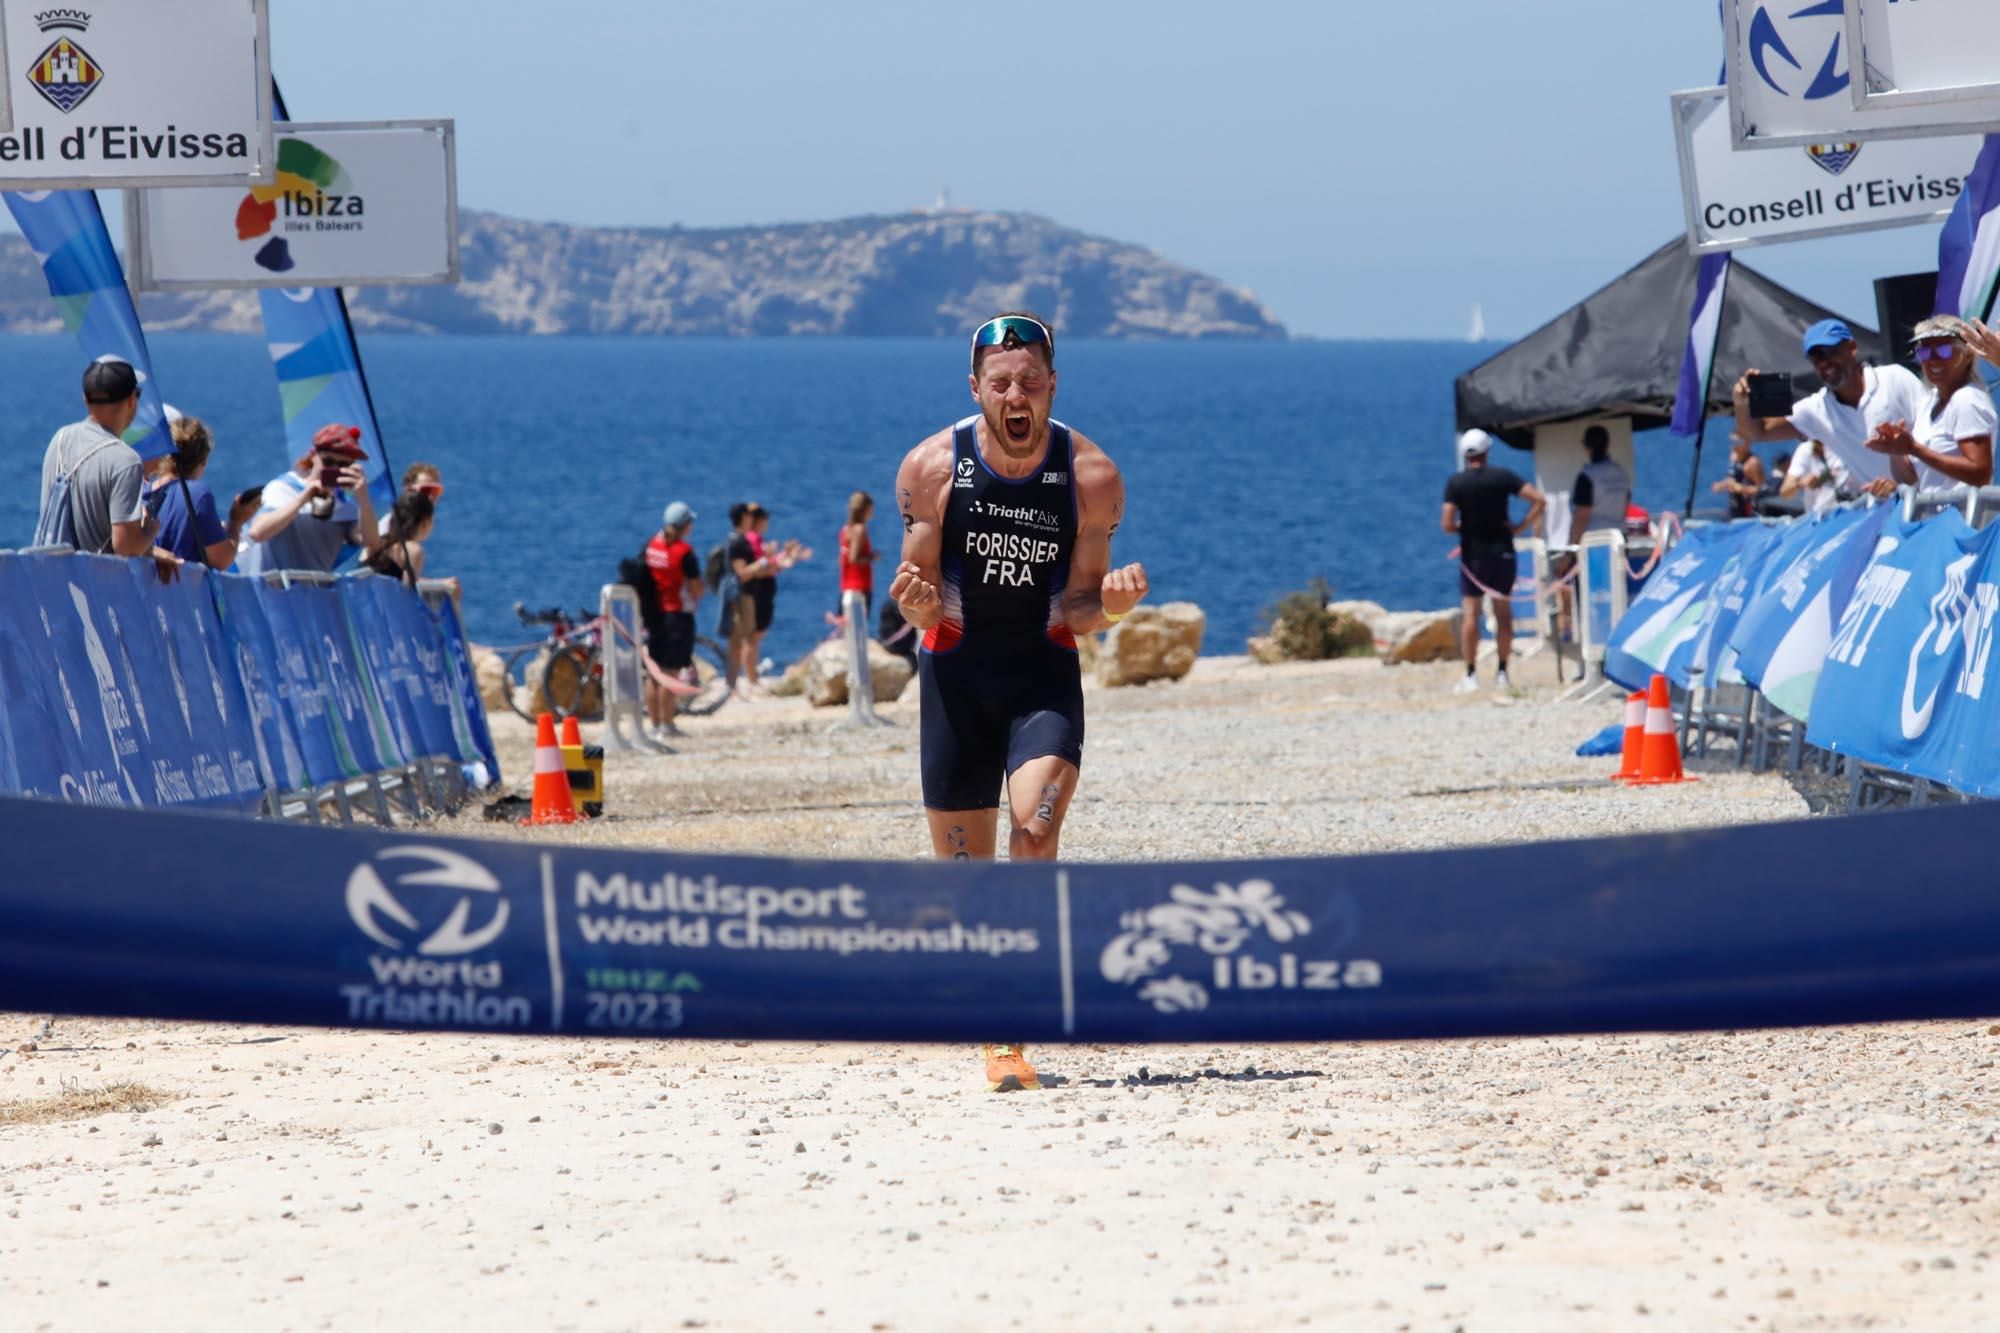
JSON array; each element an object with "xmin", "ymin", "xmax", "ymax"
[{"xmin": 499, "ymin": 602, "xmax": 732, "ymax": 724}]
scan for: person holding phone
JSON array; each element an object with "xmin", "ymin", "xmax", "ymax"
[
  {"xmin": 1731, "ymin": 319, "xmax": 1924, "ymax": 499},
  {"xmin": 235, "ymin": 423, "xmax": 382, "ymax": 576}
]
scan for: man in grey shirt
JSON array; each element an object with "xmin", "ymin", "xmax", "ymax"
[{"xmin": 37, "ymin": 356, "xmax": 180, "ymax": 582}]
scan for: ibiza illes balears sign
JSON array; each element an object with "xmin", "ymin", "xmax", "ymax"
[
  {"xmin": 129, "ymin": 120, "xmax": 460, "ymax": 291},
  {"xmin": 0, "ymin": 0, "xmax": 273, "ymax": 188}
]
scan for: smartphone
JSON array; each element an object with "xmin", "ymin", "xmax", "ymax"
[
  {"xmin": 317, "ymin": 463, "xmax": 345, "ymax": 493},
  {"xmin": 1747, "ymin": 372, "xmax": 1794, "ymax": 418}
]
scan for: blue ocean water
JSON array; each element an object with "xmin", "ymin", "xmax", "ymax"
[{"xmin": 0, "ymin": 334, "xmax": 1743, "ymax": 667}]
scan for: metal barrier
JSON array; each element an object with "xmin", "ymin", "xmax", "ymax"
[
  {"xmin": 596, "ymin": 583, "xmax": 663, "ymax": 753},
  {"xmin": 1563, "ymin": 529, "xmax": 1628, "ymax": 702}
]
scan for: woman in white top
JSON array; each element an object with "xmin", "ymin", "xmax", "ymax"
[{"xmin": 1868, "ymin": 316, "xmax": 1995, "ymax": 490}]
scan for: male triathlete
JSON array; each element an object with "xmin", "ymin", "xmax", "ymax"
[{"xmin": 890, "ymin": 312, "xmax": 1147, "ymax": 1093}]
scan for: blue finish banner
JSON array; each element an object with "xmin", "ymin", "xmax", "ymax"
[
  {"xmin": 1, "ymin": 797, "xmax": 1997, "ymax": 1040},
  {"xmin": 1806, "ymin": 514, "xmax": 2000, "ymax": 795},
  {"xmin": 1604, "ymin": 523, "xmax": 1757, "ymax": 690}
]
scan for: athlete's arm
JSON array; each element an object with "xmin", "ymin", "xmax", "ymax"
[
  {"xmin": 889, "ymin": 433, "xmax": 951, "ymax": 631},
  {"xmin": 1063, "ymin": 437, "xmax": 1148, "ymax": 634},
  {"xmin": 1513, "ymin": 483, "xmax": 1545, "ymax": 537}
]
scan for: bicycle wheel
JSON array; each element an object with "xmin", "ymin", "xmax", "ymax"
[
  {"xmin": 537, "ymin": 645, "xmax": 594, "ymax": 720},
  {"xmin": 677, "ymin": 636, "xmax": 734, "ymax": 717},
  {"xmin": 500, "ymin": 645, "xmax": 543, "ymax": 724}
]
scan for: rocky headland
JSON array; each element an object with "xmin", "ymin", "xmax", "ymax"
[{"xmin": 0, "ymin": 207, "xmax": 1287, "ymax": 340}]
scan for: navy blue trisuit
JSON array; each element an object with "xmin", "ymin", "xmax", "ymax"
[{"xmin": 918, "ymin": 416, "xmax": 1086, "ymax": 811}]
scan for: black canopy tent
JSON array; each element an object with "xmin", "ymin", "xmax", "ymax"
[{"xmin": 1454, "ymin": 238, "xmax": 1884, "ymax": 451}]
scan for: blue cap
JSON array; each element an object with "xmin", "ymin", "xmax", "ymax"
[{"xmin": 1802, "ymin": 319, "xmax": 1853, "ymax": 355}]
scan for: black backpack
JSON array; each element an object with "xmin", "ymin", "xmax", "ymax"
[
  {"xmin": 617, "ymin": 553, "xmax": 657, "ymax": 612},
  {"xmin": 703, "ymin": 541, "xmax": 730, "ymax": 592}
]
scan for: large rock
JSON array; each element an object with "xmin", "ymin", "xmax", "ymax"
[
  {"xmin": 803, "ymin": 638, "xmax": 915, "ymax": 707},
  {"xmin": 1326, "ymin": 600, "xmax": 1388, "ymax": 636},
  {"xmin": 1096, "ymin": 603, "xmax": 1205, "ymax": 687},
  {"xmin": 1374, "ymin": 609, "xmax": 1462, "ymax": 664},
  {"xmin": 468, "ymin": 643, "xmax": 510, "ymax": 715}
]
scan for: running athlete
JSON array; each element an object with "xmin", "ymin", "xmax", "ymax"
[{"xmin": 890, "ymin": 311, "xmax": 1148, "ymax": 1093}]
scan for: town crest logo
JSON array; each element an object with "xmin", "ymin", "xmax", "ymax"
[{"xmin": 26, "ymin": 9, "xmax": 104, "ymax": 115}]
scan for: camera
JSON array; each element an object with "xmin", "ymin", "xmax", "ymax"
[{"xmin": 1747, "ymin": 372, "xmax": 1794, "ymax": 418}]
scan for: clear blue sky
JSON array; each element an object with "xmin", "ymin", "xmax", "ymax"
[{"xmin": 21, "ymin": 1, "xmax": 1954, "ymax": 339}]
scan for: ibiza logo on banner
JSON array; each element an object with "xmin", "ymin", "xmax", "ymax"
[
  {"xmin": 25, "ymin": 8, "xmax": 105, "ymax": 115},
  {"xmin": 1098, "ymin": 880, "xmax": 1381, "ymax": 1015},
  {"xmin": 230, "ymin": 137, "xmax": 367, "ymax": 274},
  {"xmin": 1748, "ymin": 1, "xmax": 1849, "ymax": 102}
]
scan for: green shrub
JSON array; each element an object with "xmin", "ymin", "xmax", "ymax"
[{"xmin": 1259, "ymin": 578, "xmax": 1374, "ymax": 661}]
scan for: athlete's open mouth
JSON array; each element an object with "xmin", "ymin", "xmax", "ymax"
[{"xmin": 1005, "ymin": 413, "xmax": 1032, "ymax": 444}]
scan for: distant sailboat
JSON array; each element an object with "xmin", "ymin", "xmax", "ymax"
[{"xmin": 1467, "ymin": 304, "xmax": 1487, "ymax": 343}]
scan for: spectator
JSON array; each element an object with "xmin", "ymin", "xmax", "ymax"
[
  {"xmin": 147, "ymin": 415, "xmax": 241, "ymax": 568},
  {"xmin": 717, "ymin": 502, "xmax": 764, "ymax": 694},
  {"xmin": 364, "ymin": 492, "xmax": 436, "ymax": 585},
  {"xmin": 36, "ymin": 355, "xmax": 179, "ymax": 582},
  {"xmin": 1567, "ymin": 424, "xmax": 1630, "ymax": 544},
  {"xmin": 236, "ymin": 423, "xmax": 381, "ymax": 576},
  {"xmin": 1442, "ymin": 429, "xmax": 1544, "ymax": 696},
  {"xmin": 1867, "ymin": 316, "xmax": 1996, "ymax": 490},
  {"xmin": 642, "ymin": 500, "xmax": 703, "ymax": 737},
  {"xmin": 1778, "ymin": 438, "xmax": 1848, "ymax": 517},
  {"xmin": 1732, "ymin": 319, "xmax": 1923, "ymax": 499},
  {"xmin": 382, "ymin": 461, "xmax": 444, "ymax": 536},
  {"xmin": 838, "ymin": 490, "xmax": 878, "ymax": 620},
  {"xmin": 1710, "ymin": 434, "xmax": 1767, "ymax": 518},
  {"xmin": 745, "ymin": 504, "xmax": 809, "ymax": 690}
]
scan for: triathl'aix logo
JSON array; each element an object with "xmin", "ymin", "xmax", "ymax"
[{"xmin": 26, "ymin": 9, "xmax": 104, "ymax": 115}]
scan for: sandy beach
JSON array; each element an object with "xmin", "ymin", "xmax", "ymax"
[{"xmin": 4, "ymin": 654, "xmax": 1996, "ymax": 1331}]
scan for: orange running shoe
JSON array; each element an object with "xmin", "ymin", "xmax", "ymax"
[{"xmin": 980, "ymin": 1043, "xmax": 1041, "ymax": 1092}]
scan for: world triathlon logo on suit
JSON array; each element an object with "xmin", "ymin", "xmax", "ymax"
[
  {"xmin": 341, "ymin": 845, "xmax": 531, "ymax": 1029},
  {"xmin": 25, "ymin": 8, "xmax": 104, "ymax": 114},
  {"xmin": 1097, "ymin": 880, "xmax": 1382, "ymax": 1014}
]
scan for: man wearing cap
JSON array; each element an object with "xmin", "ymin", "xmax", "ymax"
[
  {"xmin": 1731, "ymin": 319, "xmax": 1925, "ymax": 499},
  {"xmin": 236, "ymin": 423, "xmax": 382, "ymax": 576},
  {"xmin": 891, "ymin": 310, "xmax": 1147, "ymax": 1093},
  {"xmin": 36, "ymin": 357, "xmax": 181, "ymax": 582},
  {"xmin": 1442, "ymin": 429, "xmax": 1544, "ymax": 696},
  {"xmin": 642, "ymin": 500, "xmax": 703, "ymax": 737}
]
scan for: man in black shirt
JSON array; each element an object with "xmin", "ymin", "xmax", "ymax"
[{"xmin": 1441, "ymin": 429, "xmax": 1544, "ymax": 695}]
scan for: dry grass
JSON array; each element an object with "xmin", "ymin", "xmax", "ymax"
[{"xmin": 0, "ymin": 1080, "xmax": 178, "ymax": 1128}]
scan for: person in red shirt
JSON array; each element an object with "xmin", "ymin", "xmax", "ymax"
[
  {"xmin": 643, "ymin": 501, "xmax": 703, "ymax": 737},
  {"xmin": 838, "ymin": 490, "xmax": 877, "ymax": 617}
]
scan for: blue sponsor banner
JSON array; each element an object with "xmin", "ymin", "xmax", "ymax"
[
  {"xmin": 373, "ymin": 581, "xmax": 459, "ymax": 762},
  {"xmin": 2, "ymin": 797, "xmax": 1999, "ymax": 1039},
  {"xmin": 1806, "ymin": 513, "xmax": 2000, "ymax": 795},
  {"xmin": 286, "ymin": 580, "xmax": 382, "ymax": 778},
  {"xmin": 252, "ymin": 577, "xmax": 351, "ymax": 786},
  {"xmin": 1604, "ymin": 523, "xmax": 1756, "ymax": 690},
  {"xmin": 335, "ymin": 578, "xmax": 412, "ymax": 771},
  {"xmin": 211, "ymin": 573, "xmax": 306, "ymax": 794},
  {"xmin": 429, "ymin": 592, "xmax": 499, "ymax": 783},
  {"xmin": 1674, "ymin": 523, "xmax": 1785, "ymax": 688},
  {"xmin": 140, "ymin": 567, "xmax": 269, "ymax": 812},
  {"xmin": 1730, "ymin": 506, "xmax": 1895, "ymax": 718},
  {"xmin": 14, "ymin": 554, "xmax": 149, "ymax": 806},
  {"xmin": 0, "ymin": 558, "xmax": 85, "ymax": 799}
]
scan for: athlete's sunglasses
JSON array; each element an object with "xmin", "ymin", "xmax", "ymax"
[
  {"xmin": 969, "ymin": 315, "xmax": 1053, "ymax": 370},
  {"xmin": 1913, "ymin": 340, "xmax": 1961, "ymax": 364}
]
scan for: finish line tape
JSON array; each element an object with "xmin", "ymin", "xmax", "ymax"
[{"xmin": 1, "ymin": 795, "xmax": 1996, "ymax": 1042}]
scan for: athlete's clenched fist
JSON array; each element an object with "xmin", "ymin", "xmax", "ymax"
[
  {"xmin": 1101, "ymin": 562, "xmax": 1149, "ymax": 618},
  {"xmin": 890, "ymin": 560, "xmax": 943, "ymax": 628}
]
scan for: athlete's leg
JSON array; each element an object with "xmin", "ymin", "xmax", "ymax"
[
  {"xmin": 925, "ymin": 808, "xmax": 999, "ymax": 860},
  {"xmin": 1005, "ymin": 754, "xmax": 1079, "ymax": 862},
  {"xmin": 1492, "ymin": 598, "xmax": 1514, "ymax": 669}
]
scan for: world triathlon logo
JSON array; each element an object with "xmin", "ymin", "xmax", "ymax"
[
  {"xmin": 346, "ymin": 846, "xmax": 510, "ymax": 956},
  {"xmin": 1748, "ymin": 1, "xmax": 1848, "ymax": 102},
  {"xmin": 25, "ymin": 8, "xmax": 104, "ymax": 114},
  {"xmin": 232, "ymin": 137, "xmax": 365, "ymax": 273}
]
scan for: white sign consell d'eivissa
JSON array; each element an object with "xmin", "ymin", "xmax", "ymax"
[
  {"xmin": 1673, "ymin": 87, "xmax": 1980, "ymax": 254},
  {"xmin": 0, "ymin": 0, "xmax": 271, "ymax": 188},
  {"xmin": 1846, "ymin": 0, "xmax": 2000, "ymax": 113},
  {"xmin": 128, "ymin": 120, "xmax": 459, "ymax": 291},
  {"xmin": 1723, "ymin": 0, "xmax": 2000, "ymax": 149}
]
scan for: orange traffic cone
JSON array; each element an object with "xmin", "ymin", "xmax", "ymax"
[
  {"xmin": 1612, "ymin": 691, "xmax": 1646, "ymax": 782},
  {"xmin": 530, "ymin": 713, "xmax": 578, "ymax": 824},
  {"xmin": 1626, "ymin": 674, "xmax": 1696, "ymax": 786}
]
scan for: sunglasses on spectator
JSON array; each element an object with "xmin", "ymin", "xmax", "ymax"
[
  {"xmin": 969, "ymin": 315, "xmax": 1053, "ymax": 370},
  {"xmin": 411, "ymin": 481, "xmax": 444, "ymax": 499},
  {"xmin": 1913, "ymin": 341, "xmax": 1961, "ymax": 364}
]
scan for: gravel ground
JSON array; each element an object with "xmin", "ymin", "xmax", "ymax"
[{"xmin": 3, "ymin": 653, "xmax": 1995, "ymax": 1332}]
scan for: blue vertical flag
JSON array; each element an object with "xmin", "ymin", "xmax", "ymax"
[
  {"xmin": 256, "ymin": 85, "xmax": 396, "ymax": 510},
  {"xmin": 2, "ymin": 190, "xmax": 172, "ymax": 460},
  {"xmin": 1936, "ymin": 134, "xmax": 2000, "ymax": 324},
  {"xmin": 1671, "ymin": 253, "xmax": 1731, "ymax": 438}
]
